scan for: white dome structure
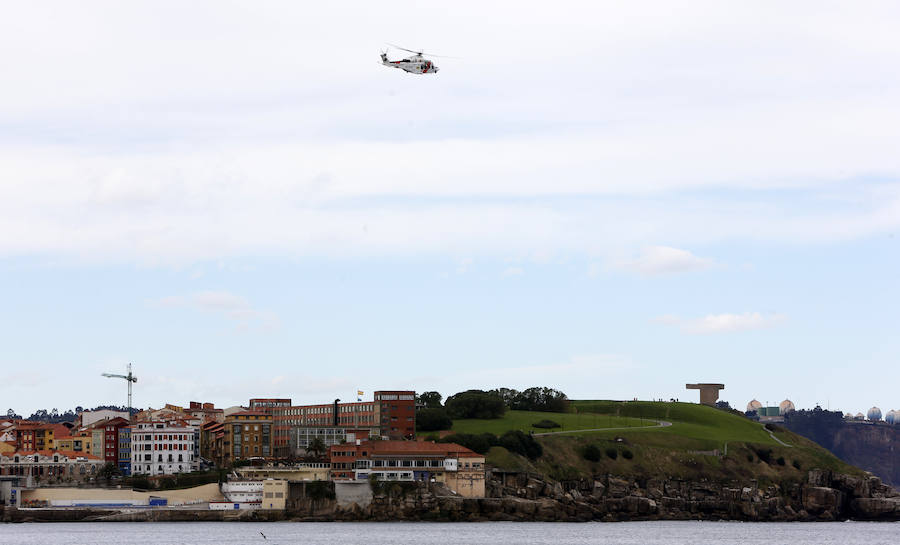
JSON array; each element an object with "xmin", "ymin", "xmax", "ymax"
[
  {"xmin": 885, "ymin": 410, "xmax": 898, "ymax": 425},
  {"xmin": 855, "ymin": 413, "xmax": 865, "ymax": 420},
  {"xmin": 746, "ymin": 399, "xmax": 762, "ymax": 412},
  {"xmin": 867, "ymin": 407, "xmax": 882, "ymax": 421},
  {"xmin": 779, "ymin": 399, "xmax": 796, "ymax": 414},
  {"xmin": 845, "ymin": 412, "xmax": 855, "ymax": 419}
]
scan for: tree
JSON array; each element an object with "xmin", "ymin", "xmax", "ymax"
[
  {"xmin": 508, "ymin": 387, "xmax": 569, "ymax": 413},
  {"xmin": 307, "ymin": 437, "xmax": 326, "ymax": 459},
  {"xmin": 445, "ymin": 390, "xmax": 506, "ymax": 419},
  {"xmin": 416, "ymin": 408, "xmax": 453, "ymax": 431},
  {"xmin": 487, "ymin": 388, "xmax": 521, "ymax": 406},
  {"xmin": 99, "ymin": 462, "xmax": 121, "ymax": 484},
  {"xmin": 417, "ymin": 391, "xmax": 444, "ymax": 409}
]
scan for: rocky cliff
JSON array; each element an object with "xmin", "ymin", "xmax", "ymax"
[
  {"xmin": 329, "ymin": 468, "xmax": 900, "ymax": 522},
  {"xmin": 784, "ymin": 411, "xmax": 900, "ymax": 487},
  {"xmin": 5, "ymin": 469, "xmax": 899, "ymax": 523}
]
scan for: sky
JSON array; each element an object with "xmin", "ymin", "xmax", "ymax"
[{"xmin": 1, "ymin": 1, "xmax": 898, "ymax": 417}]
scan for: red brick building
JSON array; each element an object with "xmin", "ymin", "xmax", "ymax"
[
  {"xmin": 375, "ymin": 391, "xmax": 416, "ymax": 440},
  {"xmin": 95, "ymin": 417, "xmax": 129, "ymax": 465},
  {"xmin": 267, "ymin": 391, "xmax": 416, "ymax": 458}
]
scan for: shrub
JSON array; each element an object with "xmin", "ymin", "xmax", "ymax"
[
  {"xmin": 583, "ymin": 444, "xmax": 602, "ymax": 462},
  {"xmin": 438, "ymin": 433, "xmax": 497, "ymax": 454},
  {"xmin": 746, "ymin": 454, "xmax": 754, "ymax": 463},
  {"xmin": 776, "ymin": 456, "xmax": 786, "ymax": 466},
  {"xmin": 792, "ymin": 460, "xmax": 802, "ymax": 470},
  {"xmin": 605, "ymin": 447, "xmax": 618, "ymax": 460},
  {"xmin": 532, "ymin": 419, "xmax": 561, "ymax": 429},
  {"xmin": 499, "ymin": 430, "xmax": 543, "ymax": 460},
  {"xmin": 131, "ymin": 477, "xmax": 151, "ymax": 490},
  {"xmin": 754, "ymin": 448, "xmax": 773, "ymax": 464},
  {"xmin": 621, "ymin": 449, "xmax": 633, "ymax": 460}
]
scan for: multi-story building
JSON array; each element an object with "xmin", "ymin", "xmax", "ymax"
[
  {"xmin": 118, "ymin": 426, "xmax": 131, "ymax": 475},
  {"xmin": 269, "ymin": 391, "xmax": 415, "ymax": 457},
  {"xmin": 288, "ymin": 426, "xmax": 370, "ymax": 457},
  {"xmin": 374, "ymin": 391, "xmax": 416, "ymax": 440},
  {"xmin": 54, "ymin": 429, "xmax": 92, "ymax": 454},
  {"xmin": 10, "ymin": 422, "xmax": 71, "ymax": 452},
  {"xmin": 222, "ymin": 411, "xmax": 273, "ymax": 465},
  {"xmin": 328, "ymin": 440, "xmax": 485, "ymax": 497},
  {"xmin": 130, "ymin": 419, "xmax": 198, "ymax": 476},
  {"xmin": 201, "ymin": 421, "xmax": 225, "ymax": 466}
]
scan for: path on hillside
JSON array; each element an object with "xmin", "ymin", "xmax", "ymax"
[
  {"xmin": 533, "ymin": 420, "xmax": 672, "ymax": 436},
  {"xmin": 767, "ymin": 428, "xmax": 792, "ymax": 447}
]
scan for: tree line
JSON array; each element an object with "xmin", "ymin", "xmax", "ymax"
[
  {"xmin": 6, "ymin": 405, "xmax": 138, "ymax": 423},
  {"xmin": 416, "ymin": 387, "xmax": 569, "ymax": 432}
]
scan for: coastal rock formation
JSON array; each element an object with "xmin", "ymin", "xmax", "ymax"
[
  {"xmin": 4, "ymin": 468, "xmax": 898, "ymax": 523},
  {"xmin": 326, "ymin": 468, "xmax": 900, "ymax": 522}
]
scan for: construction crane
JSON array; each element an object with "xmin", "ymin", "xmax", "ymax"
[{"xmin": 102, "ymin": 362, "xmax": 138, "ymax": 422}]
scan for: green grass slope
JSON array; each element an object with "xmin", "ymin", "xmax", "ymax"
[
  {"xmin": 478, "ymin": 400, "xmax": 866, "ymax": 484},
  {"xmin": 451, "ymin": 409, "xmax": 652, "ymax": 435}
]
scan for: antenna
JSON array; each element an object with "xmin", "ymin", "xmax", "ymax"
[{"xmin": 102, "ymin": 362, "xmax": 138, "ymax": 422}]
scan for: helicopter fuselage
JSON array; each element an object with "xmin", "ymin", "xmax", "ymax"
[{"xmin": 381, "ymin": 53, "xmax": 438, "ymax": 74}]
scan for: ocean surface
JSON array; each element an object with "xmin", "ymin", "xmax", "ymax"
[{"xmin": 1, "ymin": 521, "xmax": 898, "ymax": 545}]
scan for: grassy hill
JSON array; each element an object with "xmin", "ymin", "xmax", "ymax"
[
  {"xmin": 464, "ymin": 400, "xmax": 866, "ymax": 484},
  {"xmin": 450, "ymin": 409, "xmax": 653, "ymax": 435}
]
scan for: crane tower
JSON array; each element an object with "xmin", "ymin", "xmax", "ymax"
[{"xmin": 102, "ymin": 362, "xmax": 138, "ymax": 422}]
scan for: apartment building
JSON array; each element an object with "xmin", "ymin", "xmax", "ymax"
[
  {"xmin": 118, "ymin": 426, "xmax": 131, "ymax": 475},
  {"xmin": 222, "ymin": 411, "xmax": 273, "ymax": 465},
  {"xmin": 130, "ymin": 419, "xmax": 198, "ymax": 475}
]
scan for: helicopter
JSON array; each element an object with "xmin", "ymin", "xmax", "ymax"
[{"xmin": 380, "ymin": 44, "xmax": 449, "ymax": 74}]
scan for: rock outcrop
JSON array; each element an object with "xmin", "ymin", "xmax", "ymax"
[
  {"xmin": 327, "ymin": 468, "xmax": 900, "ymax": 522},
  {"xmin": 4, "ymin": 468, "xmax": 898, "ymax": 523}
]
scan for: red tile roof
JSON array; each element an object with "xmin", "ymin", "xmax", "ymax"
[{"xmin": 364, "ymin": 440, "xmax": 482, "ymax": 458}]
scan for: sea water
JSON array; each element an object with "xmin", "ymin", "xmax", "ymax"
[{"xmin": 1, "ymin": 520, "xmax": 898, "ymax": 545}]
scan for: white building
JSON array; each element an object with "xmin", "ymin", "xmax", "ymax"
[
  {"xmin": 221, "ymin": 480, "xmax": 263, "ymax": 502},
  {"xmin": 130, "ymin": 420, "xmax": 198, "ymax": 476}
]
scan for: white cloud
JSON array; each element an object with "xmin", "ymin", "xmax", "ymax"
[
  {"xmin": 654, "ymin": 312, "xmax": 787, "ymax": 334},
  {"xmin": 1, "ymin": 3, "xmax": 900, "ymax": 265},
  {"xmin": 150, "ymin": 290, "xmax": 278, "ymax": 331},
  {"xmin": 614, "ymin": 246, "xmax": 714, "ymax": 276},
  {"xmin": 502, "ymin": 266, "xmax": 524, "ymax": 277}
]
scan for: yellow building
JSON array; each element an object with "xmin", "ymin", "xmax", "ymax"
[
  {"xmin": 262, "ymin": 479, "xmax": 289, "ymax": 510},
  {"xmin": 445, "ymin": 453, "xmax": 486, "ymax": 498},
  {"xmin": 56, "ymin": 431, "xmax": 92, "ymax": 454}
]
